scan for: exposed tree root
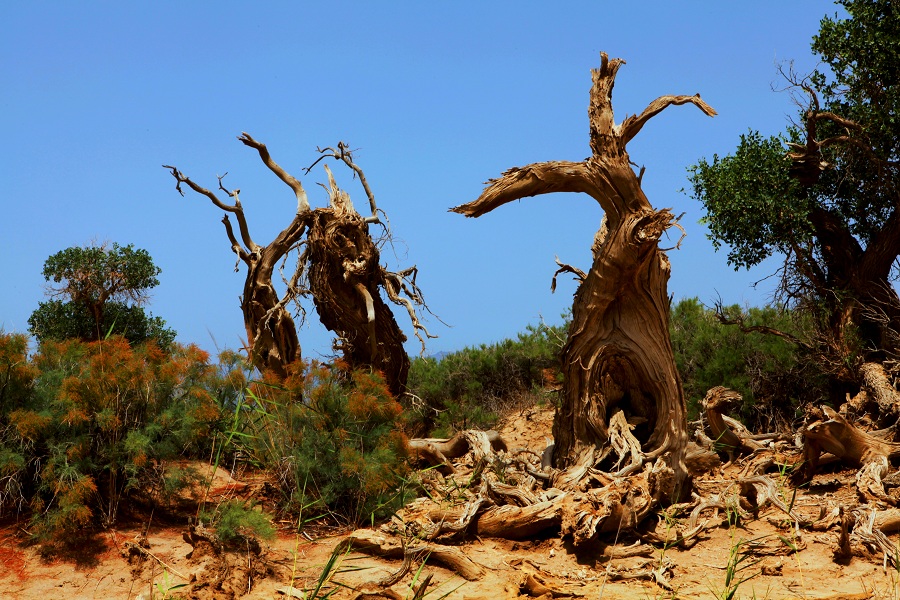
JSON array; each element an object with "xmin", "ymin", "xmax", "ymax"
[
  {"xmin": 702, "ymin": 387, "xmax": 766, "ymax": 460},
  {"xmin": 336, "ymin": 529, "xmax": 485, "ymax": 581}
]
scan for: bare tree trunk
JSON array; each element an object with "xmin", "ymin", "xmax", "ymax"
[
  {"xmin": 238, "ymin": 244, "xmax": 303, "ymax": 380},
  {"xmin": 453, "ymin": 54, "xmax": 715, "ymax": 494},
  {"xmin": 165, "ymin": 139, "xmax": 307, "ymax": 379},
  {"xmin": 166, "ymin": 136, "xmax": 433, "ymax": 390},
  {"xmin": 305, "ymin": 199, "xmax": 409, "ymax": 397}
]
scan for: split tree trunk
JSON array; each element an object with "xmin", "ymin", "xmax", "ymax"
[
  {"xmin": 167, "ymin": 136, "xmax": 430, "ymax": 392},
  {"xmin": 305, "ymin": 177, "xmax": 410, "ymax": 397},
  {"xmin": 453, "ymin": 53, "xmax": 715, "ymax": 492}
]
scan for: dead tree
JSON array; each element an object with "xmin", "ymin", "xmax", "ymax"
[
  {"xmin": 453, "ymin": 53, "xmax": 715, "ymax": 494},
  {"xmin": 165, "ymin": 135, "xmax": 433, "ymax": 393}
]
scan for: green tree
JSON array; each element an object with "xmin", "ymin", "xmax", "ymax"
[
  {"xmin": 688, "ymin": 0, "xmax": 900, "ymax": 394},
  {"xmin": 28, "ymin": 243, "xmax": 175, "ymax": 346}
]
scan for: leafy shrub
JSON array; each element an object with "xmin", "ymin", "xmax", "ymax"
[
  {"xmin": 223, "ymin": 360, "xmax": 411, "ymax": 525},
  {"xmin": 0, "ymin": 336, "xmax": 224, "ymax": 545},
  {"xmin": 0, "ymin": 332, "xmax": 37, "ymax": 514},
  {"xmin": 407, "ymin": 321, "xmax": 566, "ymax": 436}
]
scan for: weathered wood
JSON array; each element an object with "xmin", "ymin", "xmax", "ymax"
[
  {"xmin": 407, "ymin": 430, "xmax": 509, "ymax": 473},
  {"xmin": 802, "ymin": 406, "xmax": 900, "ymax": 474},
  {"xmin": 684, "ymin": 441, "xmax": 722, "ymax": 475},
  {"xmin": 338, "ymin": 529, "xmax": 485, "ymax": 581},
  {"xmin": 861, "ymin": 362, "xmax": 900, "ymax": 418},
  {"xmin": 702, "ymin": 387, "xmax": 765, "ymax": 458},
  {"xmin": 473, "ymin": 499, "xmax": 564, "ymax": 539},
  {"xmin": 559, "ymin": 459, "xmax": 675, "ymax": 546},
  {"xmin": 452, "ymin": 53, "xmax": 715, "ymax": 498}
]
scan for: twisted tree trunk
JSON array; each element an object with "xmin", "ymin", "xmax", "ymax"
[
  {"xmin": 305, "ymin": 170, "xmax": 410, "ymax": 397},
  {"xmin": 166, "ymin": 136, "xmax": 308, "ymax": 379},
  {"xmin": 453, "ymin": 53, "xmax": 715, "ymax": 494},
  {"xmin": 167, "ymin": 137, "xmax": 432, "ymax": 391}
]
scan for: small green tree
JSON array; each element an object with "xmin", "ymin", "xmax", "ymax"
[{"xmin": 28, "ymin": 243, "xmax": 175, "ymax": 346}]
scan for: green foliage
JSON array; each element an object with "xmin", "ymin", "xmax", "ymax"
[
  {"xmin": 406, "ymin": 321, "xmax": 566, "ymax": 436},
  {"xmin": 29, "ymin": 299, "xmax": 175, "ymax": 348},
  {"xmin": 223, "ymin": 360, "xmax": 412, "ymax": 525},
  {"xmin": 810, "ymin": 0, "xmax": 900, "ymax": 241},
  {"xmin": 28, "ymin": 242, "xmax": 175, "ymax": 346},
  {"xmin": 670, "ymin": 298, "xmax": 821, "ymax": 427},
  {"xmin": 202, "ymin": 500, "xmax": 275, "ymax": 546},
  {"xmin": 690, "ymin": 1, "xmax": 900, "ymax": 266},
  {"xmin": 687, "ymin": 1, "xmax": 900, "ymax": 373},
  {"xmin": 0, "ymin": 336, "xmax": 223, "ymax": 544},
  {"xmin": 41, "ymin": 243, "xmax": 160, "ymax": 299},
  {"xmin": 688, "ymin": 131, "xmax": 808, "ymax": 270}
]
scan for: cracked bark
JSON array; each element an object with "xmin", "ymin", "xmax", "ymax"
[
  {"xmin": 453, "ymin": 53, "xmax": 715, "ymax": 496},
  {"xmin": 166, "ymin": 134, "xmax": 432, "ymax": 392}
]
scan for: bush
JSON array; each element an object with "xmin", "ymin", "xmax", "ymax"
[
  {"xmin": 0, "ymin": 332, "xmax": 37, "ymax": 514},
  {"xmin": 222, "ymin": 360, "xmax": 411, "ymax": 525},
  {"xmin": 407, "ymin": 321, "xmax": 566, "ymax": 436},
  {"xmin": 0, "ymin": 336, "xmax": 224, "ymax": 544},
  {"xmin": 670, "ymin": 298, "xmax": 822, "ymax": 429},
  {"xmin": 202, "ymin": 500, "xmax": 275, "ymax": 547}
]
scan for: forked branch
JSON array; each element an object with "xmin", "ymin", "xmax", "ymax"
[
  {"xmin": 163, "ymin": 165, "xmax": 260, "ymax": 257},
  {"xmin": 383, "ymin": 266, "xmax": 438, "ymax": 354},
  {"xmin": 238, "ymin": 132, "xmax": 311, "ymax": 213}
]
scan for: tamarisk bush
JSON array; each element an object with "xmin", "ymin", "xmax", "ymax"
[{"xmin": 0, "ymin": 335, "xmax": 223, "ymax": 545}]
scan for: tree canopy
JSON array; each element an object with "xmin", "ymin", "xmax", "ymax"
[
  {"xmin": 28, "ymin": 243, "xmax": 175, "ymax": 346},
  {"xmin": 688, "ymin": 0, "xmax": 900, "ymax": 381}
]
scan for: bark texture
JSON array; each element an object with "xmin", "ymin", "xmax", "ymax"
[
  {"xmin": 304, "ymin": 167, "xmax": 412, "ymax": 397},
  {"xmin": 452, "ymin": 54, "xmax": 715, "ymax": 490},
  {"xmin": 166, "ymin": 136, "xmax": 432, "ymax": 391}
]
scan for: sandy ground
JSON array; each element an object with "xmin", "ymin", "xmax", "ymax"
[{"xmin": 2, "ymin": 405, "xmax": 899, "ymax": 600}]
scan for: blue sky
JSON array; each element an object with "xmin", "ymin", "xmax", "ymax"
[{"xmin": 2, "ymin": 1, "xmax": 836, "ymax": 358}]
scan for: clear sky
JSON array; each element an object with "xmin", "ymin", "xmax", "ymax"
[{"xmin": 2, "ymin": 1, "xmax": 838, "ymax": 359}]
